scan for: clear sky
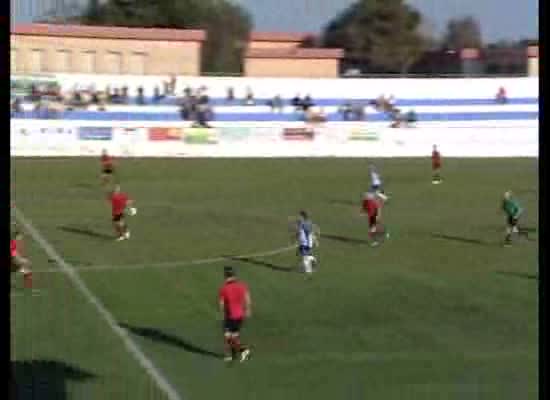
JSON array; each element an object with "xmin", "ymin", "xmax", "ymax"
[{"xmin": 12, "ymin": 0, "xmax": 538, "ymax": 42}]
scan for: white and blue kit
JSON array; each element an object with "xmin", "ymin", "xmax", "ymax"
[
  {"xmin": 370, "ymin": 170, "xmax": 383, "ymax": 192},
  {"xmin": 297, "ymin": 219, "xmax": 314, "ymax": 256},
  {"xmin": 297, "ymin": 219, "xmax": 317, "ymax": 274}
]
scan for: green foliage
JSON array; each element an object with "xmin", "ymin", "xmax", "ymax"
[
  {"xmin": 78, "ymin": 0, "xmax": 252, "ymax": 74},
  {"xmin": 442, "ymin": 16, "xmax": 483, "ymax": 50},
  {"xmin": 322, "ymin": 0, "xmax": 429, "ymax": 73}
]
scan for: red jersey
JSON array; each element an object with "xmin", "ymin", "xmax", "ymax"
[
  {"xmin": 219, "ymin": 280, "xmax": 248, "ymax": 320},
  {"xmin": 110, "ymin": 192, "xmax": 129, "ymax": 216},
  {"xmin": 362, "ymin": 198, "xmax": 380, "ymax": 217},
  {"xmin": 432, "ymin": 150, "xmax": 441, "ymax": 167},
  {"xmin": 101, "ymin": 154, "xmax": 114, "ymax": 168},
  {"xmin": 10, "ymin": 239, "xmax": 18, "ymax": 257}
]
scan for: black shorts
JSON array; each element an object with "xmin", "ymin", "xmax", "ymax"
[
  {"xmin": 224, "ymin": 318, "xmax": 243, "ymax": 334},
  {"xmin": 507, "ymin": 216, "xmax": 518, "ymax": 227},
  {"xmin": 102, "ymin": 167, "xmax": 113, "ymax": 175},
  {"xmin": 113, "ymin": 213, "xmax": 124, "ymax": 222}
]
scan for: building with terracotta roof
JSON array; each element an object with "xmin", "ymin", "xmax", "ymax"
[{"xmin": 11, "ymin": 24, "xmax": 206, "ymax": 75}]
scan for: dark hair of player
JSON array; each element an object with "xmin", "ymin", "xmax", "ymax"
[
  {"xmin": 299, "ymin": 210, "xmax": 308, "ymax": 219},
  {"xmin": 224, "ymin": 266, "xmax": 235, "ymax": 278}
]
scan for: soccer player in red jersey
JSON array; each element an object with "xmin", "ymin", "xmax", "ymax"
[
  {"xmin": 219, "ymin": 266, "xmax": 252, "ymax": 363},
  {"xmin": 108, "ymin": 185, "xmax": 134, "ymax": 241},
  {"xmin": 432, "ymin": 145, "xmax": 442, "ymax": 184},
  {"xmin": 361, "ymin": 192, "xmax": 386, "ymax": 246},
  {"xmin": 101, "ymin": 149, "xmax": 116, "ymax": 187},
  {"xmin": 11, "ymin": 230, "xmax": 33, "ymax": 288}
]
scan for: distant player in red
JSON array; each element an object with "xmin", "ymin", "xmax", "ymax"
[
  {"xmin": 11, "ymin": 230, "xmax": 33, "ymax": 288},
  {"xmin": 432, "ymin": 145, "xmax": 442, "ymax": 184},
  {"xmin": 361, "ymin": 192, "xmax": 386, "ymax": 246},
  {"xmin": 219, "ymin": 266, "xmax": 252, "ymax": 363},
  {"xmin": 101, "ymin": 149, "xmax": 116, "ymax": 187},
  {"xmin": 108, "ymin": 185, "xmax": 134, "ymax": 241}
]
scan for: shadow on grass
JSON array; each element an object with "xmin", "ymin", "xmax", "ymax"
[
  {"xmin": 430, "ymin": 233, "xmax": 492, "ymax": 247},
  {"xmin": 321, "ymin": 233, "xmax": 370, "ymax": 245},
  {"xmin": 11, "ymin": 359, "xmax": 96, "ymax": 400},
  {"xmin": 225, "ymin": 256, "xmax": 296, "ymax": 273},
  {"xmin": 496, "ymin": 271, "xmax": 539, "ymax": 281},
  {"xmin": 119, "ymin": 323, "xmax": 223, "ymax": 359},
  {"xmin": 58, "ymin": 225, "xmax": 114, "ymax": 241},
  {"xmin": 328, "ymin": 199, "xmax": 357, "ymax": 207}
]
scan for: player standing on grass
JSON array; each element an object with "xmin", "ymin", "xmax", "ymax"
[
  {"xmin": 502, "ymin": 191, "xmax": 528, "ymax": 246},
  {"xmin": 219, "ymin": 266, "xmax": 252, "ymax": 363},
  {"xmin": 108, "ymin": 185, "xmax": 135, "ymax": 241},
  {"xmin": 296, "ymin": 211, "xmax": 318, "ymax": 276},
  {"xmin": 11, "ymin": 229, "xmax": 33, "ymax": 288},
  {"xmin": 361, "ymin": 192, "xmax": 387, "ymax": 246},
  {"xmin": 369, "ymin": 164, "xmax": 389, "ymax": 202},
  {"xmin": 101, "ymin": 149, "xmax": 116, "ymax": 187},
  {"xmin": 432, "ymin": 145, "xmax": 442, "ymax": 184}
]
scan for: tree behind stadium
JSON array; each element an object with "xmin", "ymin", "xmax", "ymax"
[
  {"xmin": 78, "ymin": 0, "xmax": 252, "ymax": 74},
  {"xmin": 322, "ymin": 0, "xmax": 430, "ymax": 74}
]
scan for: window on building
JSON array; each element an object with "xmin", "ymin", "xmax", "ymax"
[
  {"xmin": 106, "ymin": 51, "xmax": 123, "ymax": 74},
  {"xmin": 11, "ymin": 48, "xmax": 17, "ymax": 72},
  {"xmin": 129, "ymin": 52, "xmax": 147, "ymax": 75},
  {"xmin": 57, "ymin": 50, "xmax": 72, "ymax": 72},
  {"xmin": 82, "ymin": 51, "xmax": 96, "ymax": 73},
  {"xmin": 31, "ymin": 49, "xmax": 44, "ymax": 73}
]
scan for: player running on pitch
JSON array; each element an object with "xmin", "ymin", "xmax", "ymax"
[
  {"xmin": 369, "ymin": 164, "xmax": 389, "ymax": 202},
  {"xmin": 361, "ymin": 192, "xmax": 388, "ymax": 246},
  {"xmin": 502, "ymin": 190, "xmax": 528, "ymax": 246},
  {"xmin": 432, "ymin": 145, "xmax": 442, "ymax": 184},
  {"xmin": 296, "ymin": 211, "xmax": 319, "ymax": 276},
  {"xmin": 108, "ymin": 185, "xmax": 136, "ymax": 241},
  {"xmin": 11, "ymin": 229, "xmax": 33, "ymax": 288},
  {"xmin": 219, "ymin": 266, "xmax": 252, "ymax": 363},
  {"xmin": 100, "ymin": 149, "xmax": 116, "ymax": 187}
]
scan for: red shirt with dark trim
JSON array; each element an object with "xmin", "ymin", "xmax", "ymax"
[
  {"xmin": 432, "ymin": 150, "xmax": 441, "ymax": 168},
  {"xmin": 110, "ymin": 192, "xmax": 129, "ymax": 216},
  {"xmin": 219, "ymin": 280, "xmax": 248, "ymax": 320},
  {"xmin": 10, "ymin": 239, "xmax": 18, "ymax": 257},
  {"xmin": 362, "ymin": 198, "xmax": 380, "ymax": 217},
  {"xmin": 101, "ymin": 154, "xmax": 114, "ymax": 169}
]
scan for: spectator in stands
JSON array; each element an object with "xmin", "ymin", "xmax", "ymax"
[
  {"xmin": 226, "ymin": 87, "xmax": 235, "ymax": 102},
  {"xmin": 137, "ymin": 86, "xmax": 145, "ymax": 105},
  {"xmin": 244, "ymin": 87, "xmax": 255, "ymax": 106},
  {"xmin": 153, "ymin": 86, "xmax": 162, "ymax": 103},
  {"xmin": 122, "ymin": 86, "xmax": 129, "ymax": 103},
  {"xmin": 291, "ymin": 94, "xmax": 302, "ymax": 109},
  {"xmin": 302, "ymin": 94, "xmax": 314, "ymax": 112},
  {"xmin": 339, "ymin": 100, "xmax": 352, "ymax": 120},
  {"xmin": 267, "ymin": 95, "xmax": 283, "ymax": 113},
  {"xmin": 170, "ymin": 75, "xmax": 177, "ymax": 95},
  {"xmin": 184, "ymin": 86, "xmax": 192, "ymax": 98},
  {"xmin": 496, "ymin": 86, "xmax": 508, "ymax": 104}
]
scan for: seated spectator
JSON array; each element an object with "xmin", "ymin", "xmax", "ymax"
[
  {"xmin": 302, "ymin": 94, "xmax": 314, "ymax": 111},
  {"xmin": 339, "ymin": 101, "xmax": 353, "ymax": 121},
  {"xmin": 351, "ymin": 103, "xmax": 365, "ymax": 121},
  {"xmin": 122, "ymin": 86, "xmax": 129, "ymax": 103},
  {"xmin": 184, "ymin": 86, "xmax": 192, "ymax": 98},
  {"xmin": 305, "ymin": 107, "xmax": 327, "ymax": 123},
  {"xmin": 137, "ymin": 86, "xmax": 145, "ymax": 105},
  {"xmin": 291, "ymin": 94, "xmax": 302, "ymax": 109},
  {"xmin": 226, "ymin": 87, "xmax": 235, "ymax": 102},
  {"xmin": 170, "ymin": 75, "xmax": 177, "ymax": 95},
  {"xmin": 153, "ymin": 86, "xmax": 162, "ymax": 103},
  {"xmin": 496, "ymin": 86, "xmax": 507, "ymax": 104},
  {"xmin": 267, "ymin": 95, "xmax": 283, "ymax": 113},
  {"xmin": 243, "ymin": 87, "xmax": 255, "ymax": 105}
]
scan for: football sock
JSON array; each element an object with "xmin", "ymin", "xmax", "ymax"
[
  {"xmin": 303, "ymin": 257, "xmax": 312, "ymax": 274},
  {"xmin": 23, "ymin": 271, "xmax": 33, "ymax": 289},
  {"xmin": 224, "ymin": 336, "xmax": 232, "ymax": 357}
]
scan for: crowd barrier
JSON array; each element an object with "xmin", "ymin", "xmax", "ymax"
[{"xmin": 10, "ymin": 119, "xmax": 538, "ymax": 158}]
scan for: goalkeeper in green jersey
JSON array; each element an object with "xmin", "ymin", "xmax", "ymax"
[{"xmin": 502, "ymin": 191, "xmax": 527, "ymax": 245}]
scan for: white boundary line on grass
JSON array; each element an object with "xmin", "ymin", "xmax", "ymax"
[
  {"xmin": 36, "ymin": 244, "xmax": 297, "ymax": 273},
  {"xmin": 14, "ymin": 207, "xmax": 184, "ymax": 400}
]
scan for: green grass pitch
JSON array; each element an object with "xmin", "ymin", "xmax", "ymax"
[{"xmin": 11, "ymin": 157, "xmax": 538, "ymax": 400}]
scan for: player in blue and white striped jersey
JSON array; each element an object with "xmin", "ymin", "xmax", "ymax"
[
  {"xmin": 369, "ymin": 164, "xmax": 389, "ymax": 202},
  {"xmin": 296, "ymin": 211, "xmax": 318, "ymax": 276}
]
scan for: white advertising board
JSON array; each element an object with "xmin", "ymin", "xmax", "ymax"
[{"xmin": 10, "ymin": 119, "xmax": 538, "ymax": 158}]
